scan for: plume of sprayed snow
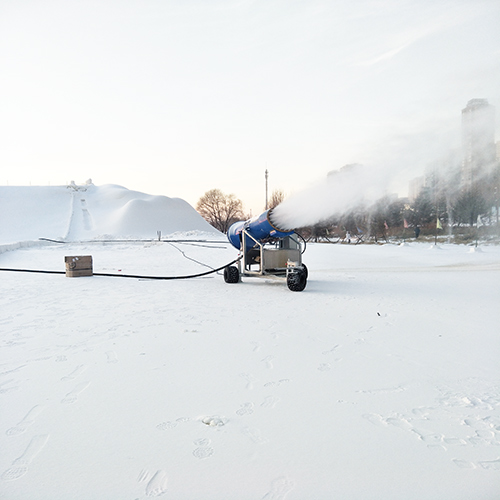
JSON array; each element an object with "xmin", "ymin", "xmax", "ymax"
[
  {"xmin": 271, "ymin": 111, "xmax": 468, "ymax": 230},
  {"xmin": 272, "ymin": 164, "xmax": 393, "ymax": 229}
]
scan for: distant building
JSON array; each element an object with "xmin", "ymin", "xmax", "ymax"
[
  {"xmin": 461, "ymin": 99, "xmax": 496, "ymax": 189},
  {"xmin": 408, "ymin": 176, "xmax": 425, "ymax": 202},
  {"xmin": 409, "ymin": 149, "xmax": 461, "ymax": 203},
  {"xmin": 327, "ymin": 163, "xmax": 362, "ymax": 179},
  {"xmin": 424, "ymin": 149, "xmax": 461, "ymax": 201}
]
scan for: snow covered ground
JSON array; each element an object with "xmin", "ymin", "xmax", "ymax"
[{"xmin": 1, "ymin": 185, "xmax": 499, "ymax": 499}]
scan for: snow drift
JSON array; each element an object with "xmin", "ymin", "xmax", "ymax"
[{"xmin": 0, "ymin": 183, "xmax": 219, "ymax": 245}]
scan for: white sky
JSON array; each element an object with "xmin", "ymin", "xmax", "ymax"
[{"xmin": 1, "ymin": 0, "xmax": 499, "ymax": 215}]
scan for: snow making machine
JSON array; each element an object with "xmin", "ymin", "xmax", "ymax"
[{"xmin": 225, "ymin": 209, "xmax": 307, "ymax": 291}]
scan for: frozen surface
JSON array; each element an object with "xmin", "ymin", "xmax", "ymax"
[{"xmin": 0, "ymin": 186, "xmax": 499, "ymax": 499}]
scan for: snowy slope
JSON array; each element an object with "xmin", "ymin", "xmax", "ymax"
[
  {"xmin": 0, "ymin": 187, "xmax": 499, "ymax": 500},
  {"xmin": 0, "ymin": 186, "xmax": 74, "ymax": 245},
  {"xmin": 0, "ymin": 184, "xmax": 220, "ymax": 245}
]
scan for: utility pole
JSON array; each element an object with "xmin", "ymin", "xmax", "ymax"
[
  {"xmin": 495, "ymin": 185, "xmax": 499, "ymax": 228},
  {"xmin": 265, "ymin": 169, "xmax": 269, "ymax": 210}
]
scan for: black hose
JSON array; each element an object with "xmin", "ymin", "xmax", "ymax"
[
  {"xmin": 38, "ymin": 237, "xmax": 228, "ymax": 245},
  {"xmin": 296, "ymin": 232, "xmax": 307, "ymax": 254},
  {"xmin": 0, "ymin": 268, "xmax": 66, "ymax": 275},
  {"xmin": 38, "ymin": 238, "xmax": 66, "ymax": 244},
  {"xmin": 0, "ymin": 256, "xmax": 242, "ymax": 281},
  {"xmin": 165, "ymin": 241, "xmax": 216, "ymax": 270}
]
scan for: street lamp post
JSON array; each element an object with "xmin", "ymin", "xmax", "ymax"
[{"xmin": 265, "ymin": 169, "xmax": 269, "ymax": 210}]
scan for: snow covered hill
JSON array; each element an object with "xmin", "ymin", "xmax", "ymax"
[{"xmin": 0, "ymin": 183, "xmax": 220, "ymax": 245}]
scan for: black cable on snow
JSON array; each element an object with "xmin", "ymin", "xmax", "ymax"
[
  {"xmin": 167, "ymin": 241, "xmax": 229, "ymax": 249},
  {"xmin": 0, "ymin": 268, "xmax": 66, "ymax": 275},
  {"xmin": 38, "ymin": 238, "xmax": 66, "ymax": 244},
  {"xmin": 38, "ymin": 237, "xmax": 229, "ymax": 245},
  {"xmin": 0, "ymin": 256, "xmax": 242, "ymax": 281},
  {"xmin": 164, "ymin": 241, "xmax": 216, "ymax": 271}
]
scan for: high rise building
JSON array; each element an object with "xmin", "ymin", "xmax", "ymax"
[
  {"xmin": 461, "ymin": 99, "xmax": 496, "ymax": 189},
  {"xmin": 408, "ymin": 176, "xmax": 425, "ymax": 202}
]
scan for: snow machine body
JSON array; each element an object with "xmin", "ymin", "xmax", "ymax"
[{"xmin": 225, "ymin": 209, "xmax": 307, "ymax": 291}]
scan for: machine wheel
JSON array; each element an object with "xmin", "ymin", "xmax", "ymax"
[
  {"xmin": 224, "ymin": 265, "xmax": 240, "ymax": 283},
  {"xmin": 287, "ymin": 270, "xmax": 307, "ymax": 292},
  {"xmin": 301, "ymin": 264, "xmax": 308, "ymax": 279}
]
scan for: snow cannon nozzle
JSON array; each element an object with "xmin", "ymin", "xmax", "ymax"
[
  {"xmin": 267, "ymin": 208, "xmax": 294, "ymax": 233},
  {"xmin": 227, "ymin": 209, "xmax": 295, "ymax": 250}
]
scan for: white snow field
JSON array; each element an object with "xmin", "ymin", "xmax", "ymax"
[{"xmin": 1, "ymin": 185, "xmax": 499, "ymax": 500}]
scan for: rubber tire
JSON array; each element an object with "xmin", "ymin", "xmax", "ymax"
[
  {"xmin": 224, "ymin": 265, "xmax": 239, "ymax": 283},
  {"xmin": 301, "ymin": 264, "xmax": 308, "ymax": 279},
  {"xmin": 287, "ymin": 270, "xmax": 307, "ymax": 291}
]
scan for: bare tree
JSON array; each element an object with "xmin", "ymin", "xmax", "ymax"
[
  {"xmin": 196, "ymin": 189, "xmax": 244, "ymax": 233},
  {"xmin": 268, "ymin": 189, "xmax": 286, "ymax": 210}
]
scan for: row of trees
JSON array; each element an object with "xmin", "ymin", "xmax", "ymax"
[
  {"xmin": 196, "ymin": 166, "xmax": 499, "ymax": 242},
  {"xmin": 300, "ymin": 166, "xmax": 500, "ymax": 242}
]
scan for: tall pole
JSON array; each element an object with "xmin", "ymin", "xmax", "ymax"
[
  {"xmin": 265, "ymin": 169, "xmax": 269, "ymax": 210},
  {"xmin": 435, "ymin": 203, "xmax": 438, "ymax": 246},
  {"xmin": 495, "ymin": 185, "xmax": 499, "ymax": 228}
]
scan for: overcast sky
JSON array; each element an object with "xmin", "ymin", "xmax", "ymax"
[{"xmin": 1, "ymin": 0, "xmax": 499, "ymax": 215}]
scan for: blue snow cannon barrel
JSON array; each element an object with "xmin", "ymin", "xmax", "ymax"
[{"xmin": 227, "ymin": 209, "xmax": 294, "ymax": 250}]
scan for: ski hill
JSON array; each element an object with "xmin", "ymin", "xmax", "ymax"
[{"xmin": 0, "ymin": 183, "xmax": 220, "ymax": 246}]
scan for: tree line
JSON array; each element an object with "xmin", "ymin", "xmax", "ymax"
[
  {"xmin": 196, "ymin": 165, "xmax": 499, "ymax": 242},
  {"xmin": 299, "ymin": 164, "xmax": 500, "ymax": 243}
]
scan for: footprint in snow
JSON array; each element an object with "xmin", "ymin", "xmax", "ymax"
[
  {"xmin": 61, "ymin": 364, "xmax": 87, "ymax": 381},
  {"xmin": 145, "ymin": 469, "xmax": 168, "ymax": 497},
  {"xmin": 193, "ymin": 447, "xmax": 214, "ymax": 459},
  {"xmin": 261, "ymin": 396, "xmax": 279, "ymax": 408},
  {"xmin": 261, "ymin": 476, "xmax": 295, "ymax": 500},
  {"xmin": 105, "ymin": 351, "xmax": 118, "ymax": 364},
  {"xmin": 157, "ymin": 421, "xmax": 177, "ymax": 431},
  {"xmin": 61, "ymin": 381, "xmax": 91, "ymax": 404},
  {"xmin": 479, "ymin": 459, "xmax": 500, "ymax": 470},
  {"xmin": 261, "ymin": 356, "xmax": 275, "ymax": 369},
  {"xmin": 317, "ymin": 363, "xmax": 331, "ymax": 372},
  {"xmin": 242, "ymin": 426, "xmax": 267, "ymax": 444},
  {"xmin": 5, "ymin": 405, "xmax": 46, "ymax": 436},
  {"xmin": 236, "ymin": 402, "xmax": 254, "ymax": 416},
  {"xmin": 240, "ymin": 373, "xmax": 257, "ymax": 390},
  {"xmin": 1, "ymin": 434, "xmax": 50, "ymax": 481},
  {"xmin": 193, "ymin": 438, "xmax": 214, "ymax": 459},
  {"xmin": 453, "ymin": 459, "xmax": 475, "ymax": 469}
]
